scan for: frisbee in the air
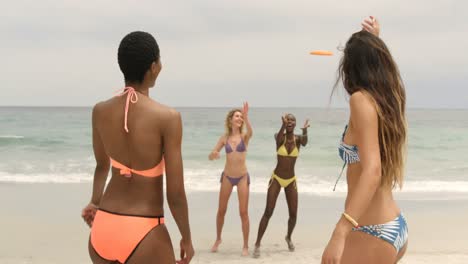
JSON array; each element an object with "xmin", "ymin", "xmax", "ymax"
[{"xmin": 309, "ymin": 50, "xmax": 333, "ymax": 56}]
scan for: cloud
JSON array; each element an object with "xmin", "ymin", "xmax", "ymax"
[{"xmin": 1, "ymin": 0, "xmax": 467, "ymax": 108}]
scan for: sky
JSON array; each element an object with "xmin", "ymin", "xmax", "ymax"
[{"xmin": 1, "ymin": 0, "xmax": 467, "ymax": 108}]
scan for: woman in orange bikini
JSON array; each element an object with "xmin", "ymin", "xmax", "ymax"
[
  {"xmin": 81, "ymin": 31, "xmax": 194, "ymax": 264},
  {"xmin": 208, "ymin": 105, "xmax": 253, "ymax": 256}
]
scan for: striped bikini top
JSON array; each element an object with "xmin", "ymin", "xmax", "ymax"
[
  {"xmin": 334, "ymin": 125, "xmax": 360, "ymax": 191},
  {"xmin": 339, "ymin": 125, "xmax": 360, "ymax": 164}
]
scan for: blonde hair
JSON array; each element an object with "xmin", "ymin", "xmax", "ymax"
[
  {"xmin": 334, "ymin": 31, "xmax": 407, "ymax": 189},
  {"xmin": 224, "ymin": 109, "xmax": 244, "ymax": 136}
]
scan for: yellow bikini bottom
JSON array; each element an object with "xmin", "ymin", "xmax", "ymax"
[{"xmin": 269, "ymin": 173, "xmax": 297, "ymax": 189}]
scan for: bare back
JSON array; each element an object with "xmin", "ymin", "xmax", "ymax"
[{"xmin": 94, "ymin": 93, "xmax": 174, "ymax": 217}]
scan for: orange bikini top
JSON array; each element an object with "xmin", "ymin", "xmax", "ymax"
[
  {"xmin": 110, "ymin": 158, "xmax": 165, "ymax": 178},
  {"xmin": 110, "ymin": 87, "xmax": 165, "ymax": 178}
]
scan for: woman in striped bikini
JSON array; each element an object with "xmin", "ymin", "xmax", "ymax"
[
  {"xmin": 321, "ymin": 17, "xmax": 409, "ymax": 264},
  {"xmin": 253, "ymin": 113, "xmax": 309, "ymax": 258},
  {"xmin": 209, "ymin": 104, "xmax": 253, "ymax": 256}
]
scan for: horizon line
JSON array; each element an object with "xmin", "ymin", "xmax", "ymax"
[{"xmin": 0, "ymin": 105, "xmax": 467, "ymax": 110}]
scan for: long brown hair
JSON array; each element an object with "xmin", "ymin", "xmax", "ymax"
[
  {"xmin": 224, "ymin": 109, "xmax": 244, "ymax": 136},
  {"xmin": 333, "ymin": 30, "xmax": 407, "ymax": 189}
]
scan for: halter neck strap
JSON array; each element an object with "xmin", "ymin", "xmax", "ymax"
[{"xmin": 115, "ymin": 87, "xmax": 139, "ymax": 133}]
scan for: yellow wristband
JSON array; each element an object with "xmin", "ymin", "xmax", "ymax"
[{"xmin": 342, "ymin": 212, "xmax": 359, "ymax": 227}]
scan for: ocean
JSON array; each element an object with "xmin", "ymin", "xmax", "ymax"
[{"xmin": 1, "ymin": 107, "xmax": 467, "ymax": 198}]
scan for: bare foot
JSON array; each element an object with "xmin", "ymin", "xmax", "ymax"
[
  {"xmin": 211, "ymin": 239, "xmax": 222, "ymax": 253},
  {"xmin": 285, "ymin": 236, "xmax": 295, "ymax": 252},
  {"xmin": 242, "ymin": 247, "xmax": 249, "ymax": 256},
  {"xmin": 253, "ymin": 246, "xmax": 261, "ymax": 258}
]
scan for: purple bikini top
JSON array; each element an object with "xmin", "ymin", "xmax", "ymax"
[{"xmin": 225, "ymin": 137, "xmax": 246, "ymax": 153}]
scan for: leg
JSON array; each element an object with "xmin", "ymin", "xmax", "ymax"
[
  {"xmin": 284, "ymin": 181, "xmax": 298, "ymax": 251},
  {"xmin": 341, "ymin": 231, "xmax": 398, "ymax": 264},
  {"xmin": 253, "ymin": 178, "xmax": 281, "ymax": 258},
  {"xmin": 126, "ymin": 225, "xmax": 176, "ymax": 264},
  {"xmin": 237, "ymin": 174, "xmax": 250, "ymax": 256},
  {"xmin": 211, "ymin": 174, "xmax": 234, "ymax": 252},
  {"xmin": 88, "ymin": 237, "xmax": 115, "ymax": 264},
  {"xmin": 395, "ymin": 241, "xmax": 408, "ymax": 263}
]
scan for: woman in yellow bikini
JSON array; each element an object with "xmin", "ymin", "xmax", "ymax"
[{"xmin": 253, "ymin": 113, "xmax": 309, "ymax": 258}]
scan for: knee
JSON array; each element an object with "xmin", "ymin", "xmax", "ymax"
[
  {"xmin": 288, "ymin": 213, "xmax": 297, "ymax": 222},
  {"xmin": 217, "ymin": 207, "xmax": 227, "ymax": 217},
  {"xmin": 239, "ymin": 210, "xmax": 249, "ymax": 220},
  {"xmin": 263, "ymin": 208, "xmax": 274, "ymax": 219}
]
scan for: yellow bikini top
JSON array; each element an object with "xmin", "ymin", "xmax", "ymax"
[{"xmin": 277, "ymin": 135, "xmax": 299, "ymax": 157}]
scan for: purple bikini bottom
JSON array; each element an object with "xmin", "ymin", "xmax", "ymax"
[{"xmin": 220, "ymin": 172, "xmax": 250, "ymax": 186}]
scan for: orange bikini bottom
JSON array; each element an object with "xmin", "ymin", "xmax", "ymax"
[{"xmin": 90, "ymin": 209, "xmax": 164, "ymax": 263}]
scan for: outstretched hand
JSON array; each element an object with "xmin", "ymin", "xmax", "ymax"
[
  {"xmin": 243, "ymin": 102, "xmax": 249, "ymax": 118},
  {"xmin": 282, "ymin": 114, "xmax": 288, "ymax": 126},
  {"xmin": 81, "ymin": 202, "xmax": 98, "ymax": 227},
  {"xmin": 209, "ymin": 151, "xmax": 220, "ymax": 160},
  {"xmin": 302, "ymin": 119, "xmax": 310, "ymax": 130},
  {"xmin": 361, "ymin": 16, "xmax": 380, "ymax": 37}
]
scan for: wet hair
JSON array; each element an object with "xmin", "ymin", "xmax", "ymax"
[
  {"xmin": 118, "ymin": 31, "xmax": 160, "ymax": 83},
  {"xmin": 333, "ymin": 30, "xmax": 407, "ymax": 189},
  {"xmin": 224, "ymin": 109, "xmax": 244, "ymax": 136}
]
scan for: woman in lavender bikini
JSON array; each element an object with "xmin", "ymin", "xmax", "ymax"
[{"xmin": 208, "ymin": 103, "xmax": 253, "ymax": 256}]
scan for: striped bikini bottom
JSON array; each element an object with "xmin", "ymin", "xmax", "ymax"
[{"xmin": 353, "ymin": 213, "xmax": 408, "ymax": 253}]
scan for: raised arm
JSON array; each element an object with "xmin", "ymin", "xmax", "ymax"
[
  {"xmin": 321, "ymin": 92, "xmax": 380, "ymax": 263},
  {"xmin": 164, "ymin": 111, "xmax": 194, "ymax": 263},
  {"xmin": 242, "ymin": 102, "xmax": 253, "ymax": 144},
  {"xmin": 275, "ymin": 115, "xmax": 288, "ymax": 147},
  {"xmin": 208, "ymin": 135, "xmax": 226, "ymax": 161},
  {"xmin": 299, "ymin": 119, "xmax": 310, "ymax": 147},
  {"xmin": 82, "ymin": 104, "xmax": 110, "ymax": 227}
]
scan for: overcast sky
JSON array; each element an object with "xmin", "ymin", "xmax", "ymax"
[{"xmin": 1, "ymin": 0, "xmax": 467, "ymax": 108}]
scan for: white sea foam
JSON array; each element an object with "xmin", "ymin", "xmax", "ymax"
[
  {"xmin": 0, "ymin": 172, "xmax": 92, "ymax": 183},
  {"xmin": 0, "ymin": 135, "xmax": 24, "ymax": 139},
  {"xmin": 2, "ymin": 170, "xmax": 467, "ymax": 198}
]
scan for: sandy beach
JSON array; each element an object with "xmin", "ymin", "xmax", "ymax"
[{"xmin": 1, "ymin": 183, "xmax": 468, "ymax": 263}]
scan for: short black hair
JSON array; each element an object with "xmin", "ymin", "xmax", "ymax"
[{"xmin": 118, "ymin": 31, "xmax": 160, "ymax": 83}]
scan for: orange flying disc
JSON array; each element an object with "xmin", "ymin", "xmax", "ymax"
[{"xmin": 309, "ymin": 50, "xmax": 333, "ymax": 56}]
